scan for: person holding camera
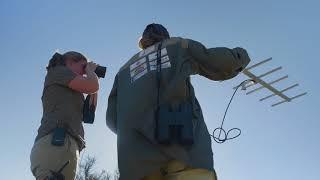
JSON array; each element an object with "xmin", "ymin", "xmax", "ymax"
[
  {"xmin": 106, "ymin": 23, "xmax": 251, "ymax": 180},
  {"xmin": 30, "ymin": 51, "xmax": 103, "ymax": 180}
]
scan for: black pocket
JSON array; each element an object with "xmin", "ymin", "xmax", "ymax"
[{"xmin": 51, "ymin": 127, "xmax": 66, "ymax": 146}]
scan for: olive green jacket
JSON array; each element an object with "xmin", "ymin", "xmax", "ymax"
[
  {"xmin": 106, "ymin": 37, "xmax": 250, "ymax": 180},
  {"xmin": 36, "ymin": 66, "xmax": 86, "ymax": 150}
]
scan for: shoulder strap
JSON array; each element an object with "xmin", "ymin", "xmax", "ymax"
[{"xmin": 156, "ymin": 42, "xmax": 163, "ymax": 109}]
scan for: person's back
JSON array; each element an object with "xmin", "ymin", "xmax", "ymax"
[{"xmin": 106, "ymin": 23, "xmax": 251, "ymax": 180}]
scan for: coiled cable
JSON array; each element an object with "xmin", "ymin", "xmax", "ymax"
[{"xmin": 211, "ymin": 79, "xmax": 253, "ymax": 143}]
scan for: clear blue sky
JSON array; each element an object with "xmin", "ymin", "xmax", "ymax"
[{"xmin": 1, "ymin": 0, "xmax": 319, "ymax": 179}]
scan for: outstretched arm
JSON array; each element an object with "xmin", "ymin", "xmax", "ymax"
[{"xmin": 186, "ymin": 39, "xmax": 251, "ymax": 80}]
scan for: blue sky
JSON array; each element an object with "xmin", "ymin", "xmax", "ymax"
[{"xmin": 1, "ymin": 0, "xmax": 319, "ymax": 179}]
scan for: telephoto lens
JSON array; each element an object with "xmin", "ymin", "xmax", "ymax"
[{"xmin": 95, "ymin": 66, "xmax": 107, "ymax": 78}]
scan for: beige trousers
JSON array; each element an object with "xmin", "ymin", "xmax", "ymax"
[
  {"xmin": 30, "ymin": 133, "xmax": 80, "ymax": 180},
  {"xmin": 142, "ymin": 160, "xmax": 217, "ymax": 180}
]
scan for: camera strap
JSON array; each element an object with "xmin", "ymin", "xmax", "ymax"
[
  {"xmin": 155, "ymin": 41, "xmax": 192, "ymax": 107},
  {"xmin": 154, "ymin": 41, "xmax": 195, "ymax": 145},
  {"xmin": 156, "ymin": 42, "xmax": 163, "ymax": 110}
]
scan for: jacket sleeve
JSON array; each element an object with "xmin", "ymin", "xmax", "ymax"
[
  {"xmin": 106, "ymin": 74, "xmax": 118, "ymax": 134},
  {"xmin": 186, "ymin": 39, "xmax": 251, "ymax": 81}
]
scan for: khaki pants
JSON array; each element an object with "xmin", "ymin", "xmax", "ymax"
[
  {"xmin": 30, "ymin": 133, "xmax": 80, "ymax": 180},
  {"xmin": 143, "ymin": 160, "xmax": 217, "ymax": 180}
]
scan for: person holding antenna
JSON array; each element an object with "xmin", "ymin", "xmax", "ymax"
[{"xmin": 106, "ymin": 23, "xmax": 251, "ymax": 180}]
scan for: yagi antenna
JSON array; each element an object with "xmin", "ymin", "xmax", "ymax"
[{"xmin": 235, "ymin": 57, "xmax": 307, "ymax": 107}]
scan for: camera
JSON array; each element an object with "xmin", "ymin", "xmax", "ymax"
[
  {"xmin": 83, "ymin": 95, "xmax": 95, "ymax": 124},
  {"xmin": 84, "ymin": 65, "xmax": 107, "ymax": 78},
  {"xmin": 95, "ymin": 66, "xmax": 107, "ymax": 78}
]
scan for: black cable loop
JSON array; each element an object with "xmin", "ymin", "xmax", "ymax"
[{"xmin": 211, "ymin": 79, "xmax": 253, "ymax": 143}]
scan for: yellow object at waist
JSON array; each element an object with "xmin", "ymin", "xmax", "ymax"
[{"xmin": 143, "ymin": 160, "xmax": 217, "ymax": 180}]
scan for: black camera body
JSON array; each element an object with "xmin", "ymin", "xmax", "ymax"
[
  {"xmin": 83, "ymin": 95, "xmax": 95, "ymax": 124},
  {"xmin": 156, "ymin": 102, "xmax": 194, "ymax": 145},
  {"xmin": 95, "ymin": 66, "xmax": 106, "ymax": 78}
]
